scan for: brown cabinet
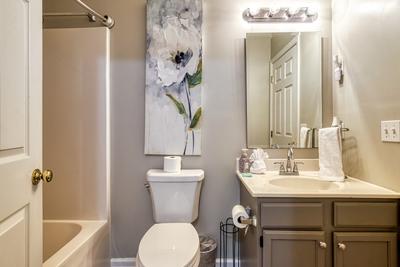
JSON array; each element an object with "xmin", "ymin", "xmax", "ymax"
[
  {"xmin": 263, "ymin": 231, "xmax": 326, "ymax": 267},
  {"xmin": 239, "ymin": 184, "xmax": 400, "ymax": 267},
  {"xmin": 261, "ymin": 203, "xmax": 324, "ymax": 229},
  {"xmin": 334, "ymin": 202, "xmax": 398, "ymax": 228},
  {"xmin": 334, "ymin": 232, "xmax": 397, "ymax": 267}
]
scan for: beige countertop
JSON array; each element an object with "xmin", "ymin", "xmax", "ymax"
[{"xmin": 237, "ymin": 171, "xmax": 400, "ymax": 199}]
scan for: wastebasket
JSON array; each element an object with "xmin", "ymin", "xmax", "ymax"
[{"xmin": 199, "ymin": 235, "xmax": 217, "ymax": 267}]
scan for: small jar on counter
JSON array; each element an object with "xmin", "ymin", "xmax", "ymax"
[{"xmin": 238, "ymin": 148, "xmax": 251, "ymax": 173}]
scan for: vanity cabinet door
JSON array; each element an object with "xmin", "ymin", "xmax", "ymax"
[
  {"xmin": 263, "ymin": 231, "xmax": 326, "ymax": 267},
  {"xmin": 334, "ymin": 232, "xmax": 397, "ymax": 267}
]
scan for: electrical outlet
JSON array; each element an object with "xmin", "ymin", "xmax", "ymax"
[
  {"xmin": 391, "ymin": 121, "xmax": 400, "ymax": 142},
  {"xmin": 381, "ymin": 121, "xmax": 390, "ymax": 141},
  {"xmin": 381, "ymin": 120, "xmax": 400, "ymax": 142}
]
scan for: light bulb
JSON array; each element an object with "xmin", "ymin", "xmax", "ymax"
[
  {"xmin": 280, "ymin": 8, "xmax": 289, "ymax": 20},
  {"xmin": 270, "ymin": 7, "xmax": 280, "ymax": 15},
  {"xmin": 288, "ymin": 7, "xmax": 298, "ymax": 17},
  {"xmin": 248, "ymin": 7, "xmax": 259, "ymax": 17},
  {"xmin": 306, "ymin": 7, "xmax": 318, "ymax": 16}
]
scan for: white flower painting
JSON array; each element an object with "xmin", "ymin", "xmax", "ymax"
[{"xmin": 145, "ymin": 0, "xmax": 202, "ymax": 155}]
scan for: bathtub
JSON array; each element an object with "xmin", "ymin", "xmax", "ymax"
[{"xmin": 43, "ymin": 220, "xmax": 109, "ymax": 267}]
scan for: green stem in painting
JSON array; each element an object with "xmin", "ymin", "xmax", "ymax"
[{"xmin": 183, "ymin": 78, "xmax": 193, "ymax": 155}]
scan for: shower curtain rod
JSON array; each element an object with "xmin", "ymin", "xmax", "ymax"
[
  {"xmin": 75, "ymin": 0, "xmax": 114, "ymax": 28},
  {"xmin": 43, "ymin": 0, "xmax": 115, "ymax": 29}
]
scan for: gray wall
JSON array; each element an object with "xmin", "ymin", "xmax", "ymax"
[
  {"xmin": 332, "ymin": 0, "xmax": 400, "ymax": 191},
  {"xmin": 44, "ymin": 0, "xmax": 331, "ymax": 257}
]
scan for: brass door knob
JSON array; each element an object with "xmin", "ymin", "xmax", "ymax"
[{"xmin": 32, "ymin": 169, "xmax": 54, "ymax": 185}]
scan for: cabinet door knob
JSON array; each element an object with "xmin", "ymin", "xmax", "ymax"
[
  {"xmin": 338, "ymin": 243, "xmax": 346, "ymax": 250},
  {"xmin": 319, "ymin": 241, "xmax": 327, "ymax": 249}
]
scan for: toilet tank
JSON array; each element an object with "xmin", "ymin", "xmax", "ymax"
[{"xmin": 147, "ymin": 169, "xmax": 204, "ymax": 223}]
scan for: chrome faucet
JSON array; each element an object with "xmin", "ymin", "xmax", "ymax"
[
  {"xmin": 274, "ymin": 142, "xmax": 303, "ymax": 176},
  {"xmin": 286, "ymin": 143, "xmax": 294, "ymax": 172}
]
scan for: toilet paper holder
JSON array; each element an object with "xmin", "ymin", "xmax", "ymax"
[{"xmin": 239, "ymin": 206, "xmax": 257, "ymax": 227}]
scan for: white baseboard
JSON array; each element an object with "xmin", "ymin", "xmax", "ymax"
[
  {"xmin": 110, "ymin": 258, "xmax": 136, "ymax": 267},
  {"xmin": 110, "ymin": 258, "xmax": 239, "ymax": 267},
  {"xmin": 216, "ymin": 258, "xmax": 240, "ymax": 267}
]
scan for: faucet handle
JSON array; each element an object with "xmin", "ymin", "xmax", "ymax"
[
  {"xmin": 274, "ymin": 162, "xmax": 285, "ymax": 172},
  {"xmin": 293, "ymin": 161, "xmax": 304, "ymax": 173}
]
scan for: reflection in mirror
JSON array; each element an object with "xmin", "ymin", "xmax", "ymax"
[{"xmin": 246, "ymin": 32, "xmax": 322, "ymax": 149}]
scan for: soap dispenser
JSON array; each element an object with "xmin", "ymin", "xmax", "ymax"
[{"xmin": 239, "ymin": 149, "xmax": 251, "ymax": 173}]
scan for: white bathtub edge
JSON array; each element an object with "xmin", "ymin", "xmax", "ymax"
[{"xmin": 43, "ymin": 220, "xmax": 107, "ymax": 267}]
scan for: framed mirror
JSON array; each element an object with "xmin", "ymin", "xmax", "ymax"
[{"xmin": 246, "ymin": 32, "xmax": 323, "ymax": 149}]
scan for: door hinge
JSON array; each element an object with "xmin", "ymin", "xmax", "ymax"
[
  {"xmin": 259, "ymin": 236, "xmax": 264, "ymax": 248},
  {"xmin": 270, "ymin": 130, "xmax": 273, "ymax": 138}
]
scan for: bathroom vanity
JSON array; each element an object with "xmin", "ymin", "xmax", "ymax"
[
  {"xmin": 241, "ymin": 23, "xmax": 400, "ymax": 267},
  {"xmin": 238, "ymin": 172, "xmax": 400, "ymax": 267}
]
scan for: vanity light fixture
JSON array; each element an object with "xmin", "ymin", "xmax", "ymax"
[{"xmin": 242, "ymin": 7, "xmax": 318, "ymax": 23}]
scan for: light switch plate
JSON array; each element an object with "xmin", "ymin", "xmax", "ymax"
[{"xmin": 381, "ymin": 120, "xmax": 400, "ymax": 142}]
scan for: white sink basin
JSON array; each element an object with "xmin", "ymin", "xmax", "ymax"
[
  {"xmin": 269, "ymin": 176, "xmax": 340, "ymax": 191},
  {"xmin": 237, "ymin": 171, "xmax": 400, "ymax": 198}
]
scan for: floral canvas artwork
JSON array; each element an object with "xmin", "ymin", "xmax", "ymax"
[{"xmin": 145, "ymin": 0, "xmax": 202, "ymax": 155}]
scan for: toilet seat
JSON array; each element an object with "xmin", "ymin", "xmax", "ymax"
[{"xmin": 137, "ymin": 223, "xmax": 200, "ymax": 267}]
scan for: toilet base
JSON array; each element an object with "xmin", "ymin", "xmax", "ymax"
[{"xmin": 136, "ymin": 249, "xmax": 200, "ymax": 267}]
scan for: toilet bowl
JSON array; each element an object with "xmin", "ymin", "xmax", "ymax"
[
  {"xmin": 137, "ymin": 223, "xmax": 200, "ymax": 267},
  {"xmin": 137, "ymin": 169, "xmax": 204, "ymax": 267}
]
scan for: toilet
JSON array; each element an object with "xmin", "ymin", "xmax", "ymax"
[{"xmin": 137, "ymin": 169, "xmax": 205, "ymax": 267}]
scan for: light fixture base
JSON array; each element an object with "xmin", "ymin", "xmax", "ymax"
[{"xmin": 243, "ymin": 7, "xmax": 318, "ymax": 23}]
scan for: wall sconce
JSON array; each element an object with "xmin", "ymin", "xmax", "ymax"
[
  {"xmin": 243, "ymin": 7, "xmax": 318, "ymax": 23},
  {"xmin": 333, "ymin": 55, "xmax": 344, "ymax": 84}
]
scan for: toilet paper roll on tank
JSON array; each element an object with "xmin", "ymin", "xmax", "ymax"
[{"xmin": 163, "ymin": 156, "xmax": 182, "ymax": 173}]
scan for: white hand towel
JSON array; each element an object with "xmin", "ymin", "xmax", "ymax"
[
  {"xmin": 318, "ymin": 127, "xmax": 345, "ymax": 181},
  {"xmin": 300, "ymin": 126, "xmax": 311, "ymax": 148}
]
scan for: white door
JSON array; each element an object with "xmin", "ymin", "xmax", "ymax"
[
  {"xmin": 0, "ymin": 0, "xmax": 44, "ymax": 266},
  {"xmin": 270, "ymin": 39, "xmax": 299, "ymax": 148}
]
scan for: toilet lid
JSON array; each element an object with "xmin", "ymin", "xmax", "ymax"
[{"xmin": 138, "ymin": 223, "xmax": 200, "ymax": 267}]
